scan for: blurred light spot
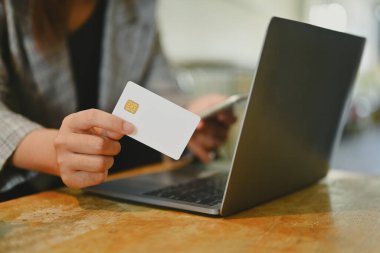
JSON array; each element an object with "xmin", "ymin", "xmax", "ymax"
[
  {"xmin": 356, "ymin": 97, "xmax": 372, "ymax": 118},
  {"xmin": 309, "ymin": 3, "xmax": 348, "ymax": 32},
  {"xmin": 375, "ymin": 5, "xmax": 380, "ymax": 21},
  {"xmin": 177, "ymin": 71, "xmax": 195, "ymax": 93}
]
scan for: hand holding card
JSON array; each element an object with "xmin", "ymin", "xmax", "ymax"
[{"xmin": 112, "ymin": 81, "xmax": 200, "ymax": 160}]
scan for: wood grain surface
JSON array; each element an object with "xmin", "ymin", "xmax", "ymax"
[{"xmin": 0, "ymin": 164, "xmax": 379, "ymax": 253}]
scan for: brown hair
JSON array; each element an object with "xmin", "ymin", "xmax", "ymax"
[{"xmin": 30, "ymin": 0, "xmax": 71, "ymax": 51}]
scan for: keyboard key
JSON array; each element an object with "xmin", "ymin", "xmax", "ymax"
[{"xmin": 143, "ymin": 173, "xmax": 227, "ymax": 206}]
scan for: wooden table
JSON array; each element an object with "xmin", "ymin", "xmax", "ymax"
[{"xmin": 0, "ymin": 163, "xmax": 379, "ymax": 253}]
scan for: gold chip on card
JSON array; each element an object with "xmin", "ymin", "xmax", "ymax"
[{"xmin": 124, "ymin": 99, "xmax": 139, "ymax": 114}]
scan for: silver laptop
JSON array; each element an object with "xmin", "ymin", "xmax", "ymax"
[{"xmin": 86, "ymin": 17, "xmax": 365, "ymax": 216}]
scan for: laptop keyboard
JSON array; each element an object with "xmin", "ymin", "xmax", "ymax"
[{"xmin": 143, "ymin": 173, "xmax": 228, "ymax": 206}]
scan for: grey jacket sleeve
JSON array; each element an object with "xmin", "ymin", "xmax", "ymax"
[
  {"xmin": 0, "ymin": 59, "xmax": 42, "ymax": 192},
  {"xmin": 0, "ymin": 102, "xmax": 43, "ymax": 171},
  {"xmin": 0, "ymin": 4, "xmax": 42, "ymax": 192}
]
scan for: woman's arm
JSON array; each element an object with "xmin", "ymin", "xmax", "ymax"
[
  {"xmin": 11, "ymin": 128, "xmax": 60, "ymax": 176},
  {"xmin": 10, "ymin": 109, "xmax": 134, "ymax": 188}
]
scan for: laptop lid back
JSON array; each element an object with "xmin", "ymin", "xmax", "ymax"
[{"xmin": 221, "ymin": 17, "xmax": 365, "ymax": 216}]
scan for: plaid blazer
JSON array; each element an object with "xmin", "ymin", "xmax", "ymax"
[{"xmin": 0, "ymin": 0, "xmax": 184, "ymax": 192}]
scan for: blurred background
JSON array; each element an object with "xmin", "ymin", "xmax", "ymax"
[{"xmin": 156, "ymin": 0, "xmax": 380, "ymax": 175}]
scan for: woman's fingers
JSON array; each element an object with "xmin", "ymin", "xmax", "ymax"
[
  {"xmin": 61, "ymin": 170, "xmax": 108, "ymax": 189},
  {"xmin": 91, "ymin": 127, "xmax": 125, "ymax": 141},
  {"xmin": 59, "ymin": 133, "xmax": 121, "ymax": 156},
  {"xmin": 188, "ymin": 131, "xmax": 224, "ymax": 163},
  {"xmin": 58, "ymin": 153, "xmax": 114, "ymax": 173},
  {"xmin": 188, "ymin": 140, "xmax": 211, "ymax": 163},
  {"xmin": 193, "ymin": 132, "xmax": 223, "ymax": 150},
  {"xmin": 63, "ymin": 109, "xmax": 134, "ymax": 137},
  {"xmin": 216, "ymin": 109, "xmax": 237, "ymax": 126},
  {"xmin": 58, "ymin": 153, "xmax": 114, "ymax": 188},
  {"xmin": 198, "ymin": 120, "xmax": 229, "ymax": 142},
  {"xmin": 55, "ymin": 109, "xmax": 132, "ymax": 188}
]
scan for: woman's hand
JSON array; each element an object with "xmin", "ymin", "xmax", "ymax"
[
  {"xmin": 187, "ymin": 94, "xmax": 237, "ymax": 163},
  {"xmin": 54, "ymin": 109, "xmax": 133, "ymax": 188}
]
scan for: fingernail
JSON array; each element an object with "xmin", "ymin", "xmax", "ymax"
[{"xmin": 123, "ymin": 122, "xmax": 134, "ymax": 134}]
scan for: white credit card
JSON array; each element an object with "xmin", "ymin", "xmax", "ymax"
[{"xmin": 112, "ymin": 81, "xmax": 200, "ymax": 160}]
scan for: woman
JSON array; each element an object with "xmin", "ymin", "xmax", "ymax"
[{"xmin": 0, "ymin": 0, "xmax": 235, "ymax": 199}]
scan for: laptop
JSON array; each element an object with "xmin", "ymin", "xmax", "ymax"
[{"xmin": 86, "ymin": 17, "xmax": 365, "ymax": 216}]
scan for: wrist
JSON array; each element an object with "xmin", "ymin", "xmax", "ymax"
[{"xmin": 11, "ymin": 128, "xmax": 60, "ymax": 176}]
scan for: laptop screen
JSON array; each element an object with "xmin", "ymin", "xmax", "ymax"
[{"xmin": 222, "ymin": 17, "xmax": 365, "ymax": 216}]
